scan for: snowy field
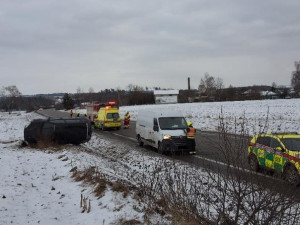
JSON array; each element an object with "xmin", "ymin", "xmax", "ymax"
[
  {"xmin": 119, "ymin": 99, "xmax": 300, "ymax": 135},
  {"xmin": 0, "ymin": 112, "xmax": 172, "ymax": 225},
  {"xmin": 2, "ymin": 99, "xmax": 300, "ymax": 224}
]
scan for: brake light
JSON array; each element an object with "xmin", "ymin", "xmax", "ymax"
[
  {"xmin": 249, "ymin": 142, "xmax": 255, "ymax": 147},
  {"xmin": 104, "ymin": 120, "xmax": 107, "ymax": 124}
]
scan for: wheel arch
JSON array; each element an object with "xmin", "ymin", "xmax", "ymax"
[
  {"xmin": 248, "ymin": 153, "xmax": 258, "ymax": 163},
  {"xmin": 283, "ymin": 161, "xmax": 296, "ymax": 173}
]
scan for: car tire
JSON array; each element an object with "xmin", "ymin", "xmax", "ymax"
[
  {"xmin": 249, "ymin": 154, "xmax": 259, "ymax": 172},
  {"xmin": 284, "ymin": 165, "xmax": 300, "ymax": 185},
  {"xmin": 137, "ymin": 135, "xmax": 144, "ymax": 147},
  {"xmin": 158, "ymin": 142, "xmax": 164, "ymax": 154}
]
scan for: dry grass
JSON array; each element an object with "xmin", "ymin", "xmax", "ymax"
[
  {"xmin": 71, "ymin": 167, "xmax": 108, "ymax": 198},
  {"xmin": 111, "ymin": 181, "xmax": 130, "ymax": 198},
  {"xmin": 31, "ymin": 136, "xmax": 65, "ymax": 151},
  {"xmin": 71, "ymin": 167, "xmax": 133, "ymax": 199},
  {"xmin": 118, "ymin": 219, "xmax": 142, "ymax": 225}
]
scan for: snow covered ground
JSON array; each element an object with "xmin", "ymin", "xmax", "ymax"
[
  {"xmin": 1, "ymin": 99, "xmax": 300, "ymax": 225},
  {"xmin": 119, "ymin": 99, "xmax": 300, "ymax": 135},
  {"xmin": 0, "ymin": 112, "xmax": 171, "ymax": 225}
]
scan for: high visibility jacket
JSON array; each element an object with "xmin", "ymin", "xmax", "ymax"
[
  {"xmin": 187, "ymin": 127, "xmax": 196, "ymax": 139},
  {"xmin": 124, "ymin": 114, "xmax": 130, "ymax": 120}
]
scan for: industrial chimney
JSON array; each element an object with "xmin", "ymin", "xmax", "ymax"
[{"xmin": 188, "ymin": 77, "xmax": 191, "ymax": 90}]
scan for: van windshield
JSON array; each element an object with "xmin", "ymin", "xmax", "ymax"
[{"xmin": 158, "ymin": 117, "xmax": 188, "ymax": 130}]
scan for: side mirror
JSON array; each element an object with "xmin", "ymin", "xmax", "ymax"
[
  {"xmin": 153, "ymin": 125, "xmax": 159, "ymax": 132},
  {"xmin": 275, "ymin": 146, "xmax": 283, "ymax": 152}
]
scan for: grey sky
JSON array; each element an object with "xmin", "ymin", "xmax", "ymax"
[{"xmin": 1, "ymin": 0, "xmax": 300, "ymax": 95}]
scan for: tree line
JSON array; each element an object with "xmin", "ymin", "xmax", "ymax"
[
  {"xmin": 1, "ymin": 60, "xmax": 300, "ymax": 111},
  {"xmin": 0, "ymin": 86, "xmax": 54, "ymax": 112}
]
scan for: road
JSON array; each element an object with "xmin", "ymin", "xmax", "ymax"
[
  {"xmin": 38, "ymin": 108, "xmax": 244, "ymax": 164},
  {"xmin": 37, "ymin": 109, "xmax": 300, "ymax": 193}
]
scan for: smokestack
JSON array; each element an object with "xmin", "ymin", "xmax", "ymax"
[{"xmin": 188, "ymin": 77, "xmax": 190, "ymax": 90}]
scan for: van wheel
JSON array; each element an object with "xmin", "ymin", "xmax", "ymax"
[
  {"xmin": 249, "ymin": 154, "xmax": 259, "ymax": 172},
  {"xmin": 101, "ymin": 125, "xmax": 106, "ymax": 131},
  {"xmin": 284, "ymin": 165, "xmax": 300, "ymax": 185},
  {"xmin": 137, "ymin": 135, "xmax": 144, "ymax": 147},
  {"xmin": 158, "ymin": 143, "xmax": 164, "ymax": 154}
]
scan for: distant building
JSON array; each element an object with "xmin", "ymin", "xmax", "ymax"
[
  {"xmin": 260, "ymin": 91, "xmax": 279, "ymax": 99},
  {"xmin": 154, "ymin": 90, "xmax": 179, "ymax": 104}
]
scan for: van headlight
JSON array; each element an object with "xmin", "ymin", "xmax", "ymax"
[{"xmin": 163, "ymin": 135, "xmax": 172, "ymax": 139}]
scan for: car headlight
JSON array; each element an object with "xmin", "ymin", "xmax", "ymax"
[{"xmin": 163, "ymin": 135, "xmax": 172, "ymax": 139}]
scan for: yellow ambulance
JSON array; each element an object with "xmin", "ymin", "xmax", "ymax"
[
  {"xmin": 248, "ymin": 132, "xmax": 300, "ymax": 185},
  {"xmin": 94, "ymin": 101, "xmax": 121, "ymax": 130}
]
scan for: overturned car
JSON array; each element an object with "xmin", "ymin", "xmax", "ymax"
[{"xmin": 24, "ymin": 118, "xmax": 92, "ymax": 145}]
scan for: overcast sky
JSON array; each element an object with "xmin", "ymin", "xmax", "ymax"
[{"xmin": 1, "ymin": 0, "xmax": 300, "ymax": 95}]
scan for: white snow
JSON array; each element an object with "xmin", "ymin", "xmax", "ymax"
[
  {"xmin": 119, "ymin": 99, "xmax": 300, "ymax": 135},
  {"xmin": 0, "ymin": 112, "xmax": 168, "ymax": 225},
  {"xmin": 1, "ymin": 99, "xmax": 300, "ymax": 224}
]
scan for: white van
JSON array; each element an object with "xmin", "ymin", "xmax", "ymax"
[{"xmin": 136, "ymin": 110, "xmax": 190, "ymax": 153}]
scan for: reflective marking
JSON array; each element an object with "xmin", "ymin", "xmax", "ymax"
[
  {"xmin": 193, "ymin": 155, "xmax": 281, "ymax": 181},
  {"xmin": 113, "ymin": 132, "xmax": 136, "ymax": 141}
]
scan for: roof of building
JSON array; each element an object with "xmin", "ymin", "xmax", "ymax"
[{"xmin": 154, "ymin": 90, "xmax": 179, "ymax": 95}]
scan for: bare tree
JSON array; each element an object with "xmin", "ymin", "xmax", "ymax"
[
  {"xmin": 291, "ymin": 60, "xmax": 300, "ymax": 95},
  {"xmin": 0, "ymin": 85, "xmax": 21, "ymax": 112},
  {"xmin": 199, "ymin": 73, "xmax": 215, "ymax": 92},
  {"xmin": 215, "ymin": 77, "xmax": 224, "ymax": 101},
  {"xmin": 88, "ymin": 87, "xmax": 94, "ymax": 93},
  {"xmin": 74, "ymin": 87, "xmax": 85, "ymax": 106},
  {"xmin": 199, "ymin": 73, "xmax": 224, "ymax": 101},
  {"xmin": 127, "ymin": 84, "xmax": 144, "ymax": 92},
  {"xmin": 132, "ymin": 111, "xmax": 300, "ymax": 224}
]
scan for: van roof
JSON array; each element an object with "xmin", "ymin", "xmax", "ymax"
[{"xmin": 138, "ymin": 110, "xmax": 183, "ymax": 118}]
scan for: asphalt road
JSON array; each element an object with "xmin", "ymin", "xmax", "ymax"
[
  {"xmin": 36, "ymin": 108, "xmax": 300, "ymax": 195},
  {"xmin": 38, "ymin": 108, "xmax": 249, "ymax": 166}
]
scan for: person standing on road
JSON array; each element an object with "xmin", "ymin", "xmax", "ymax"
[
  {"xmin": 123, "ymin": 112, "xmax": 130, "ymax": 128},
  {"xmin": 186, "ymin": 122, "xmax": 196, "ymax": 154},
  {"xmin": 70, "ymin": 109, "xmax": 73, "ymax": 118}
]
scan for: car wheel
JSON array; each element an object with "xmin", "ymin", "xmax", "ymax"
[
  {"xmin": 137, "ymin": 135, "xmax": 144, "ymax": 147},
  {"xmin": 249, "ymin": 154, "xmax": 259, "ymax": 172},
  {"xmin": 284, "ymin": 165, "xmax": 300, "ymax": 185},
  {"xmin": 158, "ymin": 142, "xmax": 164, "ymax": 154}
]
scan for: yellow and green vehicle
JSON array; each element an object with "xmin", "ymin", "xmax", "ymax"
[
  {"xmin": 248, "ymin": 133, "xmax": 300, "ymax": 185},
  {"xmin": 94, "ymin": 101, "xmax": 121, "ymax": 130}
]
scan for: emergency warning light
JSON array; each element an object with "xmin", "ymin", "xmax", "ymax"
[{"xmin": 108, "ymin": 100, "xmax": 116, "ymax": 105}]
